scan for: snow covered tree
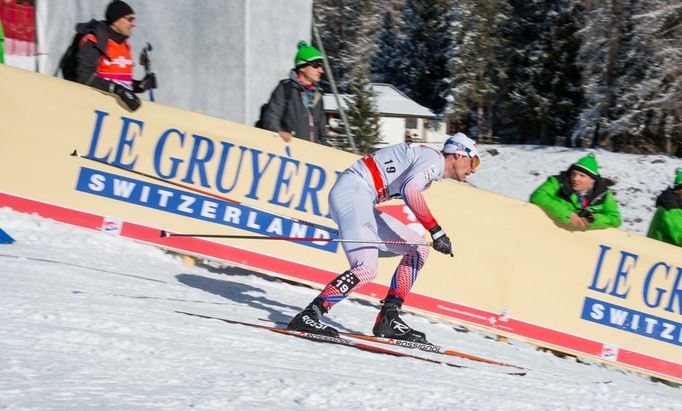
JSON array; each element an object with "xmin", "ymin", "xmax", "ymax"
[
  {"xmin": 576, "ymin": 0, "xmax": 645, "ymax": 151},
  {"xmin": 386, "ymin": 0, "xmax": 454, "ymax": 115},
  {"xmin": 370, "ymin": 11, "xmax": 407, "ymax": 90},
  {"xmin": 370, "ymin": 0, "xmax": 455, "ymax": 114},
  {"xmin": 615, "ymin": 0, "xmax": 682, "ymax": 155},
  {"xmin": 651, "ymin": 1, "xmax": 682, "ymax": 155},
  {"xmin": 448, "ymin": 0, "xmax": 511, "ymax": 141},
  {"xmin": 496, "ymin": 0, "xmax": 583, "ymax": 145},
  {"xmin": 575, "ymin": 0, "xmax": 681, "ymax": 155},
  {"xmin": 313, "ymin": 0, "xmax": 384, "ymax": 93}
]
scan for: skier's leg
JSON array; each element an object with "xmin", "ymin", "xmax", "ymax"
[
  {"xmin": 371, "ymin": 211, "xmax": 430, "ymax": 342},
  {"xmin": 288, "ymin": 173, "xmax": 379, "ymax": 335},
  {"xmin": 315, "ymin": 174, "xmax": 380, "ymax": 310},
  {"xmin": 377, "ymin": 209, "xmax": 430, "ymax": 300}
]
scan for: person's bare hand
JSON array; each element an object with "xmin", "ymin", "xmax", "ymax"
[
  {"xmin": 568, "ymin": 213, "xmax": 588, "ymax": 230},
  {"xmin": 278, "ymin": 131, "xmax": 293, "ymax": 143}
]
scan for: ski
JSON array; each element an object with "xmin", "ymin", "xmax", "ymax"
[
  {"xmin": 178, "ymin": 310, "xmax": 526, "ymax": 376},
  {"xmin": 177, "ymin": 310, "xmax": 465, "ymax": 367},
  {"xmin": 258, "ymin": 317, "xmax": 525, "ymax": 370},
  {"xmin": 341, "ymin": 333, "xmax": 526, "ymax": 370}
]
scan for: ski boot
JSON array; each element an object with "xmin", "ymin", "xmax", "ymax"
[
  {"xmin": 372, "ymin": 298, "xmax": 429, "ymax": 343},
  {"xmin": 287, "ymin": 299, "xmax": 339, "ymax": 337}
]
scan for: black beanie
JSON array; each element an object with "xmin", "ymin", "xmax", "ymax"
[{"xmin": 106, "ymin": 0, "xmax": 134, "ymax": 25}]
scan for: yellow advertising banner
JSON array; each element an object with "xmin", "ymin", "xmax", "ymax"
[{"xmin": 1, "ymin": 65, "xmax": 681, "ymax": 383}]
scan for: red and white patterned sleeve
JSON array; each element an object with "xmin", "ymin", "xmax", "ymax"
[{"xmin": 400, "ymin": 173, "xmax": 437, "ymax": 231}]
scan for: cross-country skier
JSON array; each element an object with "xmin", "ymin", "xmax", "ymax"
[{"xmin": 287, "ymin": 133, "xmax": 481, "ymax": 342}]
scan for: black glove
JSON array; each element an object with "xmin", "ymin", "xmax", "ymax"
[
  {"xmin": 111, "ymin": 83, "xmax": 141, "ymax": 111},
  {"xmin": 429, "ymin": 225, "xmax": 453, "ymax": 257},
  {"xmin": 133, "ymin": 73, "xmax": 157, "ymax": 93}
]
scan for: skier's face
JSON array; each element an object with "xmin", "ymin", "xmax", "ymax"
[
  {"xmin": 111, "ymin": 14, "xmax": 136, "ymax": 37},
  {"xmin": 450, "ymin": 154, "xmax": 476, "ymax": 182}
]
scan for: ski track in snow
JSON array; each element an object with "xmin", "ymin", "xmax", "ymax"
[{"xmin": 2, "ymin": 144, "xmax": 682, "ymax": 410}]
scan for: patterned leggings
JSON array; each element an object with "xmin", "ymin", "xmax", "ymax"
[{"xmin": 316, "ymin": 172, "xmax": 430, "ymax": 311}]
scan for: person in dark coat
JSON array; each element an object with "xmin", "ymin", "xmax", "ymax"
[
  {"xmin": 260, "ymin": 41, "xmax": 327, "ymax": 144},
  {"xmin": 75, "ymin": 0, "xmax": 156, "ymax": 111},
  {"xmin": 647, "ymin": 168, "xmax": 682, "ymax": 247}
]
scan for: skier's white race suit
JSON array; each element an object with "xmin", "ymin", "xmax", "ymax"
[{"xmin": 317, "ymin": 142, "xmax": 445, "ymax": 308}]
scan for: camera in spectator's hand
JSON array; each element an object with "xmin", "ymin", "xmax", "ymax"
[
  {"xmin": 133, "ymin": 73, "xmax": 157, "ymax": 93},
  {"xmin": 111, "ymin": 83, "xmax": 141, "ymax": 111},
  {"xmin": 578, "ymin": 209, "xmax": 595, "ymax": 223}
]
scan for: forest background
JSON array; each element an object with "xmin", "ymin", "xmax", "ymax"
[{"xmin": 312, "ymin": 0, "xmax": 681, "ymax": 156}]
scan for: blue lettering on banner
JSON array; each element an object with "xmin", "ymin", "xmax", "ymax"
[
  {"xmin": 587, "ymin": 244, "xmax": 682, "ymax": 315},
  {"xmin": 75, "ymin": 167, "xmax": 338, "ymax": 252},
  {"xmin": 581, "ymin": 297, "xmax": 682, "ymax": 347},
  {"xmin": 86, "ymin": 111, "xmax": 339, "ymax": 218}
]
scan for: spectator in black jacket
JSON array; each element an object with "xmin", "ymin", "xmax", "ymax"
[
  {"xmin": 260, "ymin": 41, "xmax": 327, "ymax": 144},
  {"xmin": 75, "ymin": 0, "xmax": 156, "ymax": 111}
]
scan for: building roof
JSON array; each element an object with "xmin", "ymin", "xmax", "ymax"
[{"xmin": 323, "ymin": 83, "xmax": 437, "ymax": 119}]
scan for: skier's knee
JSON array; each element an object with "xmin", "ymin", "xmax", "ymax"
[{"xmin": 416, "ymin": 243, "xmax": 430, "ymax": 262}]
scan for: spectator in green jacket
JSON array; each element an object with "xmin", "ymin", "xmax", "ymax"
[
  {"xmin": 647, "ymin": 168, "xmax": 682, "ymax": 247},
  {"xmin": 530, "ymin": 153, "xmax": 621, "ymax": 230}
]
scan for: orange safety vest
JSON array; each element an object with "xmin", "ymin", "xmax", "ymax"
[{"xmin": 80, "ymin": 34, "xmax": 133, "ymax": 87}]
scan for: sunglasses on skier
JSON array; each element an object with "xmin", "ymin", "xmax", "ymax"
[
  {"xmin": 470, "ymin": 154, "xmax": 480, "ymax": 171},
  {"xmin": 460, "ymin": 146, "xmax": 480, "ymax": 172}
]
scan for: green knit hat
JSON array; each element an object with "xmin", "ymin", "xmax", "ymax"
[
  {"xmin": 571, "ymin": 153, "xmax": 599, "ymax": 179},
  {"xmin": 294, "ymin": 41, "xmax": 323, "ymax": 68},
  {"xmin": 674, "ymin": 168, "xmax": 682, "ymax": 188}
]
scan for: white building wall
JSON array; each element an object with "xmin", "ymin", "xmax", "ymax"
[
  {"xmin": 378, "ymin": 117, "xmax": 405, "ymax": 146},
  {"xmin": 423, "ymin": 120, "xmax": 449, "ymax": 143},
  {"xmin": 36, "ymin": 0, "xmax": 311, "ymax": 125}
]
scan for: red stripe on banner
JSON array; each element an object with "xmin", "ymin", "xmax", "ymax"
[
  {"xmin": 0, "ymin": 190, "xmax": 680, "ymax": 381},
  {"xmin": 0, "ymin": 192, "xmax": 104, "ymax": 230},
  {"xmin": 618, "ymin": 348, "xmax": 682, "ymax": 379}
]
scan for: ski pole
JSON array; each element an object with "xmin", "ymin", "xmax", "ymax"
[
  {"xmin": 70, "ymin": 150, "xmax": 338, "ymax": 234},
  {"xmin": 160, "ymin": 230, "xmax": 431, "ymax": 246},
  {"xmin": 140, "ymin": 42, "xmax": 155, "ymax": 102}
]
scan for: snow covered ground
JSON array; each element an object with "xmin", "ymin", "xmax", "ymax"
[{"xmin": 1, "ymin": 144, "xmax": 682, "ymax": 410}]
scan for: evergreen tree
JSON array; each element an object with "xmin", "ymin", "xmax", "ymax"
[
  {"xmin": 575, "ymin": 0, "xmax": 682, "ymax": 154},
  {"xmin": 313, "ymin": 0, "xmax": 384, "ymax": 93},
  {"xmin": 497, "ymin": 0, "xmax": 583, "ymax": 145},
  {"xmin": 601, "ymin": 0, "xmax": 657, "ymax": 152},
  {"xmin": 650, "ymin": 0, "xmax": 682, "ymax": 155},
  {"xmin": 370, "ymin": 11, "xmax": 407, "ymax": 89},
  {"xmin": 370, "ymin": 0, "xmax": 454, "ymax": 114},
  {"xmin": 344, "ymin": 70, "xmax": 383, "ymax": 154},
  {"xmin": 448, "ymin": 0, "xmax": 511, "ymax": 140},
  {"xmin": 574, "ymin": 0, "xmax": 646, "ymax": 152},
  {"xmin": 604, "ymin": 0, "xmax": 682, "ymax": 154},
  {"xmin": 392, "ymin": 0, "xmax": 454, "ymax": 114}
]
